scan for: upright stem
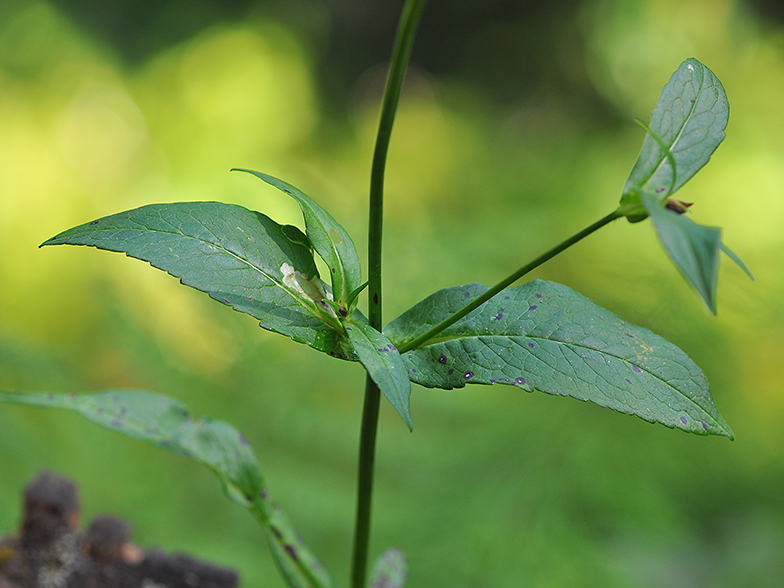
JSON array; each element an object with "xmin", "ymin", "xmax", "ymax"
[
  {"xmin": 397, "ymin": 209, "xmax": 623, "ymax": 354},
  {"xmin": 351, "ymin": 1, "xmax": 426, "ymax": 587}
]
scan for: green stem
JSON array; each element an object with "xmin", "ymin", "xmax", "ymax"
[
  {"xmin": 351, "ymin": 1, "xmax": 426, "ymax": 587},
  {"xmin": 397, "ymin": 208, "xmax": 623, "ymax": 354}
]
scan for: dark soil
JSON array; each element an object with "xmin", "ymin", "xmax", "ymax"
[{"xmin": 0, "ymin": 472, "xmax": 239, "ymax": 588}]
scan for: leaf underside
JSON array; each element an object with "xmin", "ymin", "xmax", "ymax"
[
  {"xmin": 0, "ymin": 390, "xmax": 333, "ymax": 588},
  {"xmin": 345, "ymin": 319, "xmax": 413, "ymax": 430},
  {"xmin": 385, "ymin": 280, "xmax": 733, "ymax": 438},
  {"xmin": 41, "ymin": 202, "xmax": 355, "ymax": 360}
]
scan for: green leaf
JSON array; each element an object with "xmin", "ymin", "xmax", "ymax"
[
  {"xmin": 233, "ymin": 169, "xmax": 362, "ymax": 310},
  {"xmin": 41, "ymin": 202, "xmax": 354, "ymax": 359},
  {"xmin": 0, "ymin": 390, "xmax": 263, "ymax": 506},
  {"xmin": 369, "ymin": 548, "xmax": 408, "ymax": 588},
  {"xmin": 621, "ymin": 58, "xmax": 729, "ymax": 209},
  {"xmin": 345, "ymin": 320, "xmax": 413, "ymax": 430},
  {"xmin": 0, "ymin": 390, "xmax": 333, "ymax": 588},
  {"xmin": 641, "ymin": 191, "xmax": 722, "ymax": 313},
  {"xmin": 384, "ymin": 280, "xmax": 733, "ymax": 438}
]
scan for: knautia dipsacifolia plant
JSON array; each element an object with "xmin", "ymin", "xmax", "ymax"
[{"xmin": 0, "ymin": 0, "xmax": 752, "ymax": 586}]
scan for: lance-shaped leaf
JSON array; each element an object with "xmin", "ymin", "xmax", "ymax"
[
  {"xmin": 345, "ymin": 320, "xmax": 413, "ymax": 430},
  {"xmin": 641, "ymin": 191, "xmax": 722, "ymax": 313},
  {"xmin": 369, "ymin": 548, "xmax": 408, "ymax": 588},
  {"xmin": 0, "ymin": 390, "xmax": 333, "ymax": 588},
  {"xmin": 41, "ymin": 202, "xmax": 355, "ymax": 359},
  {"xmin": 234, "ymin": 170, "xmax": 362, "ymax": 310},
  {"xmin": 384, "ymin": 281, "xmax": 733, "ymax": 438},
  {"xmin": 622, "ymin": 58, "xmax": 729, "ymax": 208}
]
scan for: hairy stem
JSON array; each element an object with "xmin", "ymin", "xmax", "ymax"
[
  {"xmin": 396, "ymin": 209, "xmax": 623, "ymax": 354},
  {"xmin": 351, "ymin": 1, "xmax": 426, "ymax": 587}
]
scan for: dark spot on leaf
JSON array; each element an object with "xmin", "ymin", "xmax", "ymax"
[
  {"xmin": 528, "ymin": 305, "xmax": 538, "ymax": 310},
  {"xmin": 632, "ymin": 365, "xmax": 642, "ymax": 373},
  {"xmin": 680, "ymin": 416, "xmax": 688, "ymax": 425},
  {"xmin": 464, "ymin": 291, "xmax": 471, "ymax": 298},
  {"xmin": 701, "ymin": 420, "xmax": 709, "ymax": 431},
  {"xmin": 244, "ymin": 494, "xmax": 253, "ymax": 503},
  {"xmin": 261, "ymin": 489, "xmax": 269, "ymax": 499},
  {"xmin": 625, "ymin": 379, "xmax": 631, "ymax": 384},
  {"xmin": 388, "ymin": 344, "xmax": 396, "ymax": 351},
  {"xmin": 448, "ymin": 369, "xmax": 454, "ymax": 375},
  {"xmin": 528, "ymin": 342, "xmax": 535, "ymax": 348},
  {"xmin": 656, "ymin": 187, "xmax": 666, "ymax": 193},
  {"xmin": 271, "ymin": 526, "xmax": 283, "ymax": 539},
  {"xmin": 284, "ymin": 544, "xmax": 298, "ymax": 559},
  {"xmin": 373, "ymin": 293, "xmax": 379, "ymax": 304},
  {"xmin": 239, "ymin": 433, "xmax": 250, "ymax": 446},
  {"xmin": 490, "ymin": 379, "xmax": 496, "ymax": 384},
  {"xmin": 90, "ymin": 221, "xmax": 99, "ymax": 225},
  {"xmin": 283, "ymin": 189, "xmax": 292, "ymax": 195},
  {"xmin": 119, "ymin": 407, "xmax": 128, "ymax": 416},
  {"xmin": 515, "ymin": 377, "xmax": 526, "ymax": 385},
  {"xmin": 626, "ymin": 333, "xmax": 634, "ymax": 338},
  {"xmin": 464, "ymin": 371, "xmax": 474, "ymax": 380},
  {"xmin": 111, "ymin": 418, "xmax": 122, "ymax": 428},
  {"xmin": 535, "ymin": 294, "xmax": 543, "ymax": 299},
  {"xmin": 494, "ymin": 307, "xmax": 505, "ymax": 320},
  {"xmin": 378, "ymin": 347, "xmax": 388, "ymax": 352},
  {"xmin": 690, "ymin": 99, "xmax": 695, "ymax": 103},
  {"xmin": 438, "ymin": 354, "xmax": 447, "ymax": 364},
  {"xmin": 332, "ymin": 268, "xmax": 336, "ymax": 273},
  {"xmin": 410, "ymin": 369, "xmax": 417, "ymax": 373},
  {"xmin": 504, "ymin": 296, "xmax": 510, "ymax": 300},
  {"xmin": 339, "ymin": 306, "xmax": 348, "ymax": 317}
]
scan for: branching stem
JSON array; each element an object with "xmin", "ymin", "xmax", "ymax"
[{"xmin": 396, "ymin": 209, "xmax": 623, "ymax": 354}]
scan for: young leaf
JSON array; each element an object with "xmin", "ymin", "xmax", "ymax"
[
  {"xmin": 369, "ymin": 548, "xmax": 408, "ymax": 588},
  {"xmin": 384, "ymin": 281, "xmax": 733, "ymax": 438},
  {"xmin": 41, "ymin": 202, "xmax": 355, "ymax": 359},
  {"xmin": 621, "ymin": 58, "xmax": 729, "ymax": 209},
  {"xmin": 345, "ymin": 320, "xmax": 413, "ymax": 430},
  {"xmin": 233, "ymin": 169, "xmax": 362, "ymax": 310},
  {"xmin": 0, "ymin": 390, "xmax": 333, "ymax": 588},
  {"xmin": 641, "ymin": 191, "xmax": 721, "ymax": 313}
]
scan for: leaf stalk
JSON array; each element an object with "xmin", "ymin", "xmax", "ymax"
[{"xmin": 396, "ymin": 209, "xmax": 623, "ymax": 353}]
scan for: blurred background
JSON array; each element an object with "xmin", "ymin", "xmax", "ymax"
[{"xmin": 1, "ymin": 0, "xmax": 782, "ymax": 586}]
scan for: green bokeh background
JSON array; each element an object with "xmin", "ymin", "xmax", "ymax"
[{"xmin": 1, "ymin": 0, "xmax": 782, "ymax": 586}]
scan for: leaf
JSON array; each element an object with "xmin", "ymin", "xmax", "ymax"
[
  {"xmin": 345, "ymin": 320, "xmax": 413, "ymax": 430},
  {"xmin": 622, "ymin": 58, "xmax": 729, "ymax": 205},
  {"xmin": 0, "ymin": 390, "xmax": 333, "ymax": 588},
  {"xmin": 233, "ymin": 169, "xmax": 362, "ymax": 309},
  {"xmin": 0, "ymin": 390, "xmax": 264, "ymax": 506},
  {"xmin": 41, "ymin": 202, "xmax": 355, "ymax": 359},
  {"xmin": 384, "ymin": 280, "xmax": 733, "ymax": 438},
  {"xmin": 369, "ymin": 548, "xmax": 408, "ymax": 588},
  {"xmin": 641, "ymin": 191, "xmax": 722, "ymax": 313}
]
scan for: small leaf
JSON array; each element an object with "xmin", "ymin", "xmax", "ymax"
[
  {"xmin": 0, "ymin": 390, "xmax": 333, "ymax": 588},
  {"xmin": 345, "ymin": 320, "xmax": 413, "ymax": 430},
  {"xmin": 641, "ymin": 191, "xmax": 722, "ymax": 313},
  {"xmin": 369, "ymin": 548, "xmax": 408, "ymax": 588},
  {"xmin": 233, "ymin": 170, "xmax": 362, "ymax": 308},
  {"xmin": 384, "ymin": 281, "xmax": 733, "ymax": 438},
  {"xmin": 622, "ymin": 58, "xmax": 729, "ymax": 209},
  {"xmin": 42, "ymin": 202, "xmax": 354, "ymax": 359},
  {"xmin": 720, "ymin": 242, "xmax": 754, "ymax": 281}
]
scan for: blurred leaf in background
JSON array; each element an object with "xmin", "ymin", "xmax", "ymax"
[{"xmin": 1, "ymin": 0, "xmax": 783, "ymax": 587}]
